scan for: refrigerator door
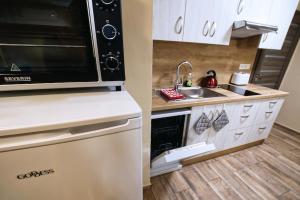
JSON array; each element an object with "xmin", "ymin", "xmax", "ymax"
[{"xmin": 0, "ymin": 118, "xmax": 142, "ymax": 200}]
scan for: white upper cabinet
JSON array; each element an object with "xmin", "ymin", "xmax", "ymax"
[
  {"xmin": 153, "ymin": 0, "xmax": 299, "ymax": 49},
  {"xmin": 235, "ymin": 0, "xmax": 274, "ymax": 23},
  {"xmin": 184, "ymin": 0, "xmax": 237, "ymax": 45},
  {"xmin": 259, "ymin": 0, "xmax": 299, "ymax": 50},
  {"xmin": 153, "ymin": 0, "xmax": 186, "ymax": 41}
]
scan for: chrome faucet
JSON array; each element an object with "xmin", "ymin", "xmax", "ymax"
[{"xmin": 174, "ymin": 61, "xmax": 193, "ymax": 91}]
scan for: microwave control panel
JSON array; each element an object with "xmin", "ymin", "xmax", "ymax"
[{"xmin": 92, "ymin": 0, "xmax": 125, "ymax": 81}]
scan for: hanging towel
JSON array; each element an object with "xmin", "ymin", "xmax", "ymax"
[
  {"xmin": 195, "ymin": 113, "xmax": 212, "ymax": 135},
  {"xmin": 212, "ymin": 110, "xmax": 229, "ymax": 132}
]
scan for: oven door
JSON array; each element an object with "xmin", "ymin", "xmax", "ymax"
[{"xmin": 0, "ymin": 0, "xmax": 101, "ymax": 90}]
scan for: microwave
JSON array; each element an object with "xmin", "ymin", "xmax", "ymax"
[{"xmin": 0, "ymin": 0, "xmax": 125, "ymax": 91}]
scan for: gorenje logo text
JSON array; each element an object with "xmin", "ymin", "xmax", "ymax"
[{"xmin": 17, "ymin": 169, "xmax": 55, "ymax": 180}]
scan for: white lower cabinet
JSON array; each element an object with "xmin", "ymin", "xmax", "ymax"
[{"xmin": 186, "ymin": 97, "xmax": 285, "ymax": 156}]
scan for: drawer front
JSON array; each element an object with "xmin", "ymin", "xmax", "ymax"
[
  {"xmin": 255, "ymin": 98, "xmax": 284, "ymax": 124},
  {"xmin": 224, "ymin": 127, "xmax": 250, "ymax": 149},
  {"xmin": 247, "ymin": 123, "xmax": 273, "ymax": 143},
  {"xmin": 229, "ymin": 101, "xmax": 259, "ymax": 130}
]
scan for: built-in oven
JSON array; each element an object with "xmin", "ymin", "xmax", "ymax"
[{"xmin": 0, "ymin": 0, "xmax": 125, "ymax": 91}]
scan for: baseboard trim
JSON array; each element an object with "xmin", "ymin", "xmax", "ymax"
[
  {"xmin": 181, "ymin": 140, "xmax": 264, "ymax": 166},
  {"xmin": 143, "ymin": 184, "xmax": 152, "ymax": 190},
  {"xmin": 274, "ymin": 123, "xmax": 300, "ymax": 134}
]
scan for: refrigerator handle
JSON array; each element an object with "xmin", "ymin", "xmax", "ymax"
[{"xmin": 0, "ymin": 117, "xmax": 141, "ymax": 152}]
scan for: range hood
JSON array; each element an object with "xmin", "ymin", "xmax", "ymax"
[{"xmin": 231, "ymin": 20, "xmax": 278, "ymax": 38}]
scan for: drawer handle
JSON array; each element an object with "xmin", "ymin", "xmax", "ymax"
[
  {"xmin": 265, "ymin": 111, "xmax": 273, "ymax": 118},
  {"xmin": 244, "ymin": 105, "xmax": 253, "ymax": 108},
  {"xmin": 241, "ymin": 115, "xmax": 250, "ymax": 119},
  {"xmin": 258, "ymin": 127, "xmax": 267, "ymax": 134},
  {"xmin": 269, "ymin": 101, "xmax": 277, "ymax": 109},
  {"xmin": 258, "ymin": 127, "xmax": 267, "ymax": 132},
  {"xmin": 235, "ymin": 132, "xmax": 244, "ymax": 136},
  {"xmin": 243, "ymin": 105, "xmax": 253, "ymax": 112}
]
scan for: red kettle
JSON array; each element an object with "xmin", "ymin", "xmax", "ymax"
[{"xmin": 204, "ymin": 70, "xmax": 218, "ymax": 88}]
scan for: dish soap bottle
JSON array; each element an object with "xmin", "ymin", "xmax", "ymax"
[{"xmin": 184, "ymin": 73, "xmax": 193, "ymax": 87}]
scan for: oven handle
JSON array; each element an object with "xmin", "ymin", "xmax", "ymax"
[{"xmin": 0, "ymin": 118, "xmax": 141, "ymax": 152}]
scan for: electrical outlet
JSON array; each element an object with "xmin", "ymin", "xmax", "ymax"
[{"xmin": 239, "ymin": 64, "xmax": 251, "ymax": 70}]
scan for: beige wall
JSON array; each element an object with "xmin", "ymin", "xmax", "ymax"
[
  {"xmin": 122, "ymin": 1, "xmax": 153, "ymax": 186},
  {"xmin": 298, "ymin": 1, "xmax": 300, "ymax": 10},
  {"xmin": 277, "ymin": 39, "xmax": 300, "ymax": 132}
]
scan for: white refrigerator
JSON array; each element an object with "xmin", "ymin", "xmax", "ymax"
[{"xmin": 0, "ymin": 89, "xmax": 142, "ymax": 200}]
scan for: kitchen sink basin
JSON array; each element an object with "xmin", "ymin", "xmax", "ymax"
[{"xmin": 177, "ymin": 87, "xmax": 225, "ymax": 100}]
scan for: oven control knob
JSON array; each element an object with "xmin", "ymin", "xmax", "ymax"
[
  {"xmin": 105, "ymin": 56, "xmax": 119, "ymax": 71},
  {"xmin": 102, "ymin": 24, "xmax": 117, "ymax": 40},
  {"xmin": 100, "ymin": 0, "xmax": 115, "ymax": 5}
]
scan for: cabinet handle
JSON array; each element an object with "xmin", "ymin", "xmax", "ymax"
[
  {"xmin": 269, "ymin": 101, "xmax": 277, "ymax": 109},
  {"xmin": 175, "ymin": 16, "xmax": 183, "ymax": 35},
  {"xmin": 202, "ymin": 20, "xmax": 211, "ymax": 37},
  {"xmin": 258, "ymin": 127, "xmax": 267, "ymax": 133},
  {"xmin": 265, "ymin": 111, "xmax": 273, "ymax": 118},
  {"xmin": 244, "ymin": 105, "xmax": 253, "ymax": 108},
  {"xmin": 209, "ymin": 21, "xmax": 216, "ymax": 37},
  {"xmin": 241, "ymin": 115, "xmax": 250, "ymax": 119},
  {"xmin": 237, "ymin": 0, "xmax": 244, "ymax": 15},
  {"xmin": 235, "ymin": 132, "xmax": 244, "ymax": 136},
  {"xmin": 262, "ymin": 33, "xmax": 268, "ymax": 42},
  {"xmin": 243, "ymin": 105, "xmax": 253, "ymax": 112}
]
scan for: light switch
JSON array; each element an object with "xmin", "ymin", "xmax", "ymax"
[{"xmin": 239, "ymin": 64, "xmax": 251, "ymax": 70}]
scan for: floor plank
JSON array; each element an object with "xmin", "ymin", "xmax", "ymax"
[
  {"xmin": 145, "ymin": 127, "xmax": 300, "ymax": 200},
  {"xmin": 181, "ymin": 168, "xmax": 221, "ymax": 200},
  {"xmin": 208, "ymin": 177, "xmax": 243, "ymax": 200},
  {"xmin": 209, "ymin": 158, "xmax": 262, "ymax": 200}
]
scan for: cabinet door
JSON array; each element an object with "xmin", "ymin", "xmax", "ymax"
[
  {"xmin": 186, "ymin": 105, "xmax": 215, "ymax": 146},
  {"xmin": 259, "ymin": 0, "xmax": 299, "ymax": 50},
  {"xmin": 184, "ymin": 0, "xmax": 236, "ymax": 45},
  {"xmin": 207, "ymin": 104, "xmax": 233, "ymax": 150},
  {"xmin": 183, "ymin": 0, "xmax": 214, "ymax": 44},
  {"xmin": 153, "ymin": 0, "xmax": 186, "ymax": 41},
  {"xmin": 235, "ymin": 0, "xmax": 273, "ymax": 23},
  {"xmin": 187, "ymin": 104, "xmax": 232, "ymax": 151}
]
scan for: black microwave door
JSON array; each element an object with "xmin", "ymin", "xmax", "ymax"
[{"xmin": 0, "ymin": 0, "xmax": 98, "ymax": 84}]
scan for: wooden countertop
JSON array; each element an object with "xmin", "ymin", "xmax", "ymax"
[{"xmin": 152, "ymin": 84, "xmax": 288, "ymax": 112}]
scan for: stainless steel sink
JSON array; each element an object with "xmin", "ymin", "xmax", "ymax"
[{"xmin": 178, "ymin": 87, "xmax": 225, "ymax": 100}]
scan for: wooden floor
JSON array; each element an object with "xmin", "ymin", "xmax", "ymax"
[{"xmin": 144, "ymin": 127, "xmax": 300, "ymax": 200}]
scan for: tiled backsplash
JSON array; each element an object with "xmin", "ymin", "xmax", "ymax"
[{"xmin": 153, "ymin": 37, "xmax": 259, "ymax": 88}]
